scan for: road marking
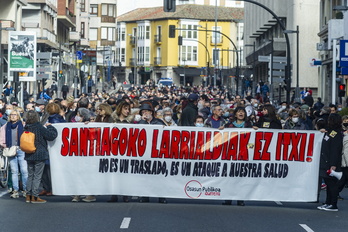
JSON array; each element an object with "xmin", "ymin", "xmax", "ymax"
[
  {"xmin": 120, "ymin": 217, "xmax": 131, "ymax": 229},
  {"xmin": 299, "ymin": 224, "xmax": 314, "ymax": 232},
  {"xmin": 0, "ymin": 190, "xmax": 8, "ymax": 197},
  {"xmin": 274, "ymin": 201, "xmax": 283, "ymax": 205}
]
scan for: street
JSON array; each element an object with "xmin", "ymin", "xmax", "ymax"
[{"xmin": 0, "ymin": 188, "xmax": 348, "ymax": 232}]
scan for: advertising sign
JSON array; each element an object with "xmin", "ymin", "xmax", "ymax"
[{"xmin": 8, "ymin": 31, "xmax": 37, "ymax": 81}]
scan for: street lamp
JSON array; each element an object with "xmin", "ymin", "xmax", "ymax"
[
  {"xmin": 128, "ymin": 34, "xmax": 137, "ymax": 85},
  {"xmin": 0, "ymin": 22, "xmax": 15, "ymax": 94},
  {"xmin": 284, "ymin": 25, "xmax": 299, "ymax": 102},
  {"xmin": 245, "ymin": 42, "xmax": 256, "ymax": 94}
]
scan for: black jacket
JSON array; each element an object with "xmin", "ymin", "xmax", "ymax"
[
  {"xmin": 24, "ymin": 122, "xmax": 58, "ymax": 161},
  {"xmin": 180, "ymin": 102, "xmax": 198, "ymax": 126},
  {"xmin": 319, "ymin": 128, "xmax": 343, "ymax": 177},
  {"xmin": 255, "ymin": 116, "xmax": 282, "ymax": 129},
  {"xmin": 138, "ymin": 117, "xmax": 165, "ymax": 125}
]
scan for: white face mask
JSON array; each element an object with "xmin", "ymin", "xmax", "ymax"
[
  {"xmin": 164, "ymin": 116, "xmax": 172, "ymax": 122},
  {"xmin": 196, "ymin": 123, "xmax": 204, "ymax": 127},
  {"xmin": 253, "ymin": 104, "xmax": 258, "ymax": 108},
  {"xmin": 35, "ymin": 106, "xmax": 41, "ymax": 112},
  {"xmin": 6, "ymin": 109, "xmax": 12, "ymax": 115},
  {"xmin": 292, "ymin": 117, "xmax": 299, "ymax": 123},
  {"xmin": 75, "ymin": 116, "xmax": 82, "ymax": 122},
  {"xmin": 0, "ymin": 104, "xmax": 3, "ymax": 109},
  {"xmin": 281, "ymin": 105, "xmax": 286, "ymax": 109},
  {"xmin": 134, "ymin": 114, "xmax": 141, "ymax": 122}
]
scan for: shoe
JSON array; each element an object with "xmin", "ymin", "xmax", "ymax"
[
  {"xmin": 22, "ymin": 191, "xmax": 27, "ymax": 198},
  {"xmin": 31, "ymin": 196, "xmax": 47, "ymax": 204},
  {"xmin": 237, "ymin": 201, "xmax": 245, "ymax": 206},
  {"xmin": 338, "ymin": 195, "xmax": 344, "ymax": 200},
  {"xmin": 222, "ymin": 200, "xmax": 232, "ymax": 205},
  {"xmin": 72, "ymin": 196, "xmax": 80, "ymax": 202},
  {"xmin": 39, "ymin": 190, "xmax": 48, "ymax": 196},
  {"xmin": 7, "ymin": 187, "xmax": 13, "ymax": 193},
  {"xmin": 123, "ymin": 196, "xmax": 129, "ymax": 203},
  {"xmin": 10, "ymin": 190, "xmax": 19, "ymax": 198},
  {"xmin": 107, "ymin": 195, "xmax": 118, "ymax": 203},
  {"xmin": 25, "ymin": 195, "xmax": 31, "ymax": 203},
  {"xmin": 321, "ymin": 183, "xmax": 327, "ymax": 190},
  {"xmin": 317, "ymin": 204, "xmax": 328, "ymax": 210},
  {"xmin": 158, "ymin": 198, "xmax": 167, "ymax": 204},
  {"xmin": 139, "ymin": 197, "xmax": 149, "ymax": 203},
  {"xmin": 322, "ymin": 205, "xmax": 338, "ymax": 211},
  {"xmin": 82, "ymin": 195, "xmax": 96, "ymax": 202}
]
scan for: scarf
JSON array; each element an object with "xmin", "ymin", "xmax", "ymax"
[
  {"xmin": 6, "ymin": 121, "xmax": 24, "ymax": 147},
  {"xmin": 232, "ymin": 121, "xmax": 245, "ymax": 128}
]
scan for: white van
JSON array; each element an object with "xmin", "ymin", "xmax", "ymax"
[{"xmin": 157, "ymin": 77, "xmax": 173, "ymax": 86}]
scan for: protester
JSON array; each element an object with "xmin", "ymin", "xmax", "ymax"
[
  {"xmin": 317, "ymin": 113, "xmax": 343, "ymax": 211},
  {"xmin": 0, "ymin": 109, "xmax": 27, "ymax": 199},
  {"xmin": 204, "ymin": 104, "xmax": 226, "ymax": 129},
  {"xmin": 162, "ymin": 107, "xmax": 177, "ymax": 126},
  {"xmin": 283, "ymin": 109, "xmax": 307, "ymax": 130},
  {"xmin": 24, "ymin": 110, "xmax": 58, "ymax": 203},
  {"xmin": 253, "ymin": 104, "xmax": 282, "ymax": 129},
  {"xmin": 179, "ymin": 93, "xmax": 199, "ymax": 126}
]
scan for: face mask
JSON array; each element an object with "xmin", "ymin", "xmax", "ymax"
[
  {"xmin": 6, "ymin": 109, "xmax": 11, "ymax": 115},
  {"xmin": 75, "ymin": 116, "xmax": 82, "ymax": 122},
  {"xmin": 35, "ymin": 106, "xmax": 41, "ymax": 112},
  {"xmin": 281, "ymin": 105, "xmax": 286, "ymax": 109},
  {"xmin": 343, "ymin": 123, "xmax": 348, "ymax": 128},
  {"xmin": 223, "ymin": 112, "xmax": 230, "ymax": 117},
  {"xmin": 338, "ymin": 108, "xmax": 342, "ymax": 111},
  {"xmin": 253, "ymin": 104, "xmax": 258, "ymax": 108},
  {"xmin": 292, "ymin": 117, "xmax": 299, "ymax": 123},
  {"xmin": 164, "ymin": 116, "xmax": 172, "ymax": 122},
  {"xmin": 196, "ymin": 123, "xmax": 204, "ymax": 127},
  {"xmin": 134, "ymin": 114, "xmax": 142, "ymax": 122},
  {"xmin": 0, "ymin": 104, "xmax": 3, "ymax": 109}
]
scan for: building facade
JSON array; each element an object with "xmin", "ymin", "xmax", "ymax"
[{"xmin": 117, "ymin": 4, "xmax": 243, "ymax": 88}]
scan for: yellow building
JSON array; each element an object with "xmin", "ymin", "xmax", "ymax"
[{"xmin": 116, "ymin": 4, "xmax": 243, "ymax": 86}]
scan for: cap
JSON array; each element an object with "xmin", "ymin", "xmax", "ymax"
[
  {"xmin": 300, "ymin": 104, "xmax": 309, "ymax": 111},
  {"xmin": 36, "ymin": 99, "xmax": 47, "ymax": 105},
  {"xmin": 139, "ymin": 103, "xmax": 154, "ymax": 115},
  {"xmin": 188, "ymin": 93, "xmax": 199, "ymax": 101}
]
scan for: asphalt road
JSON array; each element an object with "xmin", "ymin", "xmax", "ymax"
[{"xmin": 0, "ymin": 188, "xmax": 348, "ymax": 232}]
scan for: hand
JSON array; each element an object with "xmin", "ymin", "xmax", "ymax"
[
  {"xmin": 252, "ymin": 126, "xmax": 259, "ymax": 130},
  {"xmin": 330, "ymin": 166, "xmax": 336, "ymax": 171},
  {"xmin": 218, "ymin": 126, "xmax": 224, "ymax": 130},
  {"xmin": 45, "ymin": 123, "xmax": 52, "ymax": 127}
]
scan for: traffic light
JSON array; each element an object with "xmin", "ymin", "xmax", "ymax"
[
  {"xmin": 169, "ymin": 25, "xmax": 176, "ymax": 38},
  {"xmin": 58, "ymin": 70, "xmax": 63, "ymax": 78},
  {"xmin": 178, "ymin": 35, "xmax": 182, "ymax": 45},
  {"xmin": 339, "ymin": 84, "xmax": 346, "ymax": 97},
  {"xmin": 164, "ymin": 0, "xmax": 176, "ymax": 12},
  {"xmin": 52, "ymin": 71, "xmax": 57, "ymax": 81}
]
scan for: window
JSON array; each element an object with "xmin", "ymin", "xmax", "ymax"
[
  {"xmin": 116, "ymin": 48, "xmax": 126, "ymax": 63},
  {"xmin": 89, "ymin": 28, "xmax": 98, "ymax": 40},
  {"xmin": 102, "ymin": 4, "xmax": 115, "ymax": 17},
  {"xmin": 181, "ymin": 24, "xmax": 198, "ymax": 39},
  {"xmin": 117, "ymin": 27, "xmax": 125, "ymax": 41},
  {"xmin": 213, "ymin": 48, "xmax": 220, "ymax": 65},
  {"xmin": 145, "ymin": 47, "xmax": 150, "ymax": 62},
  {"xmin": 81, "ymin": 0, "xmax": 85, "ymax": 12},
  {"xmin": 101, "ymin": 27, "xmax": 115, "ymax": 41},
  {"xmin": 90, "ymin": 4, "xmax": 98, "ymax": 15},
  {"xmin": 212, "ymin": 26, "xmax": 222, "ymax": 44},
  {"xmin": 146, "ymin": 26, "xmax": 150, "ymax": 40},
  {"xmin": 181, "ymin": 45, "xmax": 197, "ymax": 62},
  {"xmin": 81, "ymin": 22, "xmax": 85, "ymax": 38}
]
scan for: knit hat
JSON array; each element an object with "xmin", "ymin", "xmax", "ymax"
[{"xmin": 67, "ymin": 95, "xmax": 74, "ymax": 103}]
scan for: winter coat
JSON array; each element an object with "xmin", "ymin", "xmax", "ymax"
[
  {"xmin": 283, "ymin": 119, "xmax": 307, "ymax": 130},
  {"xmin": 24, "ymin": 122, "xmax": 58, "ymax": 161},
  {"xmin": 48, "ymin": 114, "xmax": 66, "ymax": 124},
  {"xmin": 180, "ymin": 102, "xmax": 198, "ymax": 126},
  {"xmin": 255, "ymin": 116, "xmax": 282, "ymax": 129},
  {"xmin": 319, "ymin": 128, "xmax": 343, "ymax": 177},
  {"xmin": 204, "ymin": 116, "xmax": 226, "ymax": 128},
  {"xmin": 342, "ymin": 132, "xmax": 348, "ymax": 167},
  {"xmin": 138, "ymin": 117, "xmax": 165, "ymax": 125}
]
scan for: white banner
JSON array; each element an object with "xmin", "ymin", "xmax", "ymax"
[{"xmin": 49, "ymin": 123, "xmax": 323, "ymax": 202}]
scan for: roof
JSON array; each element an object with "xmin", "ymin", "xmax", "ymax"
[{"xmin": 117, "ymin": 4, "xmax": 244, "ymax": 22}]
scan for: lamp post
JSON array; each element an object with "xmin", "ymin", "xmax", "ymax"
[
  {"xmin": 183, "ymin": 59, "xmax": 186, "ymax": 86},
  {"xmin": 245, "ymin": 41, "xmax": 256, "ymax": 94},
  {"xmin": 0, "ymin": 22, "xmax": 15, "ymax": 94},
  {"xmin": 284, "ymin": 25, "xmax": 299, "ymax": 102}
]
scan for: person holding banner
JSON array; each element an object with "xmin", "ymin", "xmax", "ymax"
[
  {"xmin": 137, "ymin": 101, "xmax": 167, "ymax": 203},
  {"xmin": 24, "ymin": 110, "xmax": 58, "ymax": 203},
  {"xmin": 318, "ymin": 113, "xmax": 343, "ymax": 211},
  {"xmin": 283, "ymin": 109, "xmax": 307, "ymax": 130},
  {"xmin": 253, "ymin": 104, "xmax": 282, "ymax": 130}
]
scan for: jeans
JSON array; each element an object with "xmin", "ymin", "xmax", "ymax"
[
  {"xmin": 26, "ymin": 160, "xmax": 45, "ymax": 197},
  {"xmin": 9, "ymin": 149, "xmax": 28, "ymax": 192}
]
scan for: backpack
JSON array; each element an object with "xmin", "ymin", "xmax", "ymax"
[{"xmin": 20, "ymin": 131, "xmax": 36, "ymax": 153}]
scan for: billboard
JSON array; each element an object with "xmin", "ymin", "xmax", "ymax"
[{"xmin": 8, "ymin": 31, "xmax": 37, "ymax": 81}]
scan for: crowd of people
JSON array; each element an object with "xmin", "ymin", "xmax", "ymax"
[{"xmin": 0, "ymin": 82, "xmax": 347, "ymax": 210}]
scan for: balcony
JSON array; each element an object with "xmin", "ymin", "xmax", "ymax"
[
  {"xmin": 129, "ymin": 36, "xmax": 136, "ymax": 46},
  {"xmin": 101, "ymin": 16, "xmax": 116, "ymax": 23},
  {"xmin": 80, "ymin": 38, "xmax": 89, "ymax": 47},
  {"xmin": 154, "ymin": 57, "xmax": 161, "ymax": 65},
  {"xmin": 101, "ymin": 40, "xmax": 115, "ymax": 46},
  {"xmin": 57, "ymin": 7, "xmax": 76, "ymax": 28},
  {"xmin": 154, "ymin": 35, "xmax": 161, "ymax": 44},
  {"xmin": 129, "ymin": 58, "xmax": 136, "ymax": 66},
  {"xmin": 210, "ymin": 36, "xmax": 223, "ymax": 45},
  {"xmin": 69, "ymin": 31, "xmax": 80, "ymax": 42}
]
